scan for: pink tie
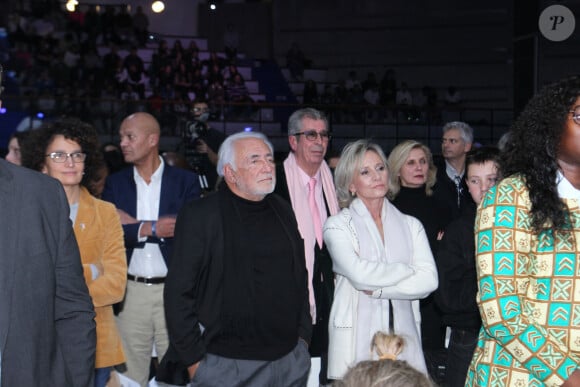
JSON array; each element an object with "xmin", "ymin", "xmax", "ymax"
[{"xmin": 308, "ymin": 177, "xmax": 323, "ymax": 248}]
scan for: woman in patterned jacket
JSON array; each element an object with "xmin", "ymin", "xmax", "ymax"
[{"xmin": 466, "ymin": 75, "xmax": 580, "ymax": 387}]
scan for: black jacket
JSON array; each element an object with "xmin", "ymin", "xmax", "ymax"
[
  {"xmin": 435, "ymin": 207, "xmax": 481, "ymax": 330},
  {"xmin": 432, "ymin": 156, "xmax": 475, "ymax": 221},
  {"xmin": 157, "ymin": 188, "xmax": 311, "ymax": 385}
]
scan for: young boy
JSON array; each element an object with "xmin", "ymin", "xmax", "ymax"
[{"xmin": 435, "ymin": 147, "xmax": 501, "ymax": 387}]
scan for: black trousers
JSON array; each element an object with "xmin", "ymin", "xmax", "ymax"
[
  {"xmin": 309, "ymin": 244, "xmax": 334, "ymax": 384},
  {"xmin": 445, "ymin": 328, "xmax": 479, "ymax": 387},
  {"xmin": 424, "ymin": 347, "xmax": 447, "ymax": 385},
  {"xmin": 309, "ymin": 323, "xmax": 330, "ymax": 384}
]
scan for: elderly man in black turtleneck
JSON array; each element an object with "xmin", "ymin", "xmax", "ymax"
[{"xmin": 158, "ymin": 131, "xmax": 312, "ymax": 387}]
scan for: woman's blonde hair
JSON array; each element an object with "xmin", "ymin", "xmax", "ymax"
[
  {"xmin": 371, "ymin": 331, "xmax": 404, "ymax": 360},
  {"xmin": 334, "ymin": 331, "xmax": 434, "ymax": 387},
  {"xmin": 334, "ymin": 139, "xmax": 389, "ymax": 208},
  {"xmin": 386, "ymin": 140, "xmax": 437, "ymax": 200}
]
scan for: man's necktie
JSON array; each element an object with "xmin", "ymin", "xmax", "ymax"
[
  {"xmin": 308, "ymin": 177, "xmax": 323, "ymax": 248},
  {"xmin": 454, "ymin": 175, "xmax": 462, "ymax": 208}
]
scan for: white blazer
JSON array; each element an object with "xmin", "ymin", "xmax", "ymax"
[{"xmin": 323, "ymin": 198, "xmax": 438, "ymax": 379}]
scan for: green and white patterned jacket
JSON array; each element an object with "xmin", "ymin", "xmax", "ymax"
[{"xmin": 466, "ymin": 175, "xmax": 580, "ymax": 387}]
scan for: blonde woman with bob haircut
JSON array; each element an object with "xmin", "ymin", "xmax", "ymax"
[{"xmin": 323, "ymin": 139, "xmax": 438, "ymax": 380}]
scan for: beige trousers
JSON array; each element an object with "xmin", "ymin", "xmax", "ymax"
[{"xmin": 116, "ymin": 281, "xmax": 169, "ymax": 387}]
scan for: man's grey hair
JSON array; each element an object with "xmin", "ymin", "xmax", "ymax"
[
  {"xmin": 287, "ymin": 107, "xmax": 328, "ymax": 136},
  {"xmin": 442, "ymin": 121, "xmax": 474, "ymax": 144},
  {"xmin": 217, "ymin": 131, "xmax": 274, "ymax": 176}
]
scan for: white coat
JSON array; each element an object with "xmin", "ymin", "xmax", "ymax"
[{"xmin": 323, "ymin": 198, "xmax": 438, "ymax": 379}]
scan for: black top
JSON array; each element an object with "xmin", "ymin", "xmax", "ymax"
[
  {"xmin": 211, "ymin": 191, "xmax": 301, "ymax": 360},
  {"xmin": 391, "ymin": 185, "xmax": 449, "ymax": 350},
  {"xmin": 391, "ymin": 186, "xmax": 450, "ymax": 252},
  {"xmin": 432, "ymin": 156, "xmax": 475, "ymax": 221},
  {"xmin": 157, "ymin": 187, "xmax": 311, "ymax": 385},
  {"xmin": 435, "ymin": 207, "xmax": 481, "ymax": 330}
]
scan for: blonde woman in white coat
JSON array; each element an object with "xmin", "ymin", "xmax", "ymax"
[{"xmin": 323, "ymin": 139, "xmax": 438, "ymax": 380}]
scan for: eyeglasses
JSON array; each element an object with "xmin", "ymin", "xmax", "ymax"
[
  {"xmin": 294, "ymin": 130, "xmax": 331, "ymax": 141},
  {"xmin": 46, "ymin": 152, "xmax": 87, "ymax": 163},
  {"xmin": 569, "ymin": 109, "xmax": 580, "ymax": 125}
]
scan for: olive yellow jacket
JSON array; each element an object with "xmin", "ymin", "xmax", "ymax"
[{"xmin": 75, "ymin": 186, "xmax": 127, "ymax": 368}]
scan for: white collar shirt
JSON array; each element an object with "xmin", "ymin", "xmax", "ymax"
[
  {"xmin": 557, "ymin": 170, "xmax": 580, "ymax": 201},
  {"xmin": 445, "ymin": 159, "xmax": 464, "ymax": 181},
  {"xmin": 128, "ymin": 156, "xmax": 167, "ymax": 278}
]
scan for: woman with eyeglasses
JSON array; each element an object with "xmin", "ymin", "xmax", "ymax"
[
  {"xmin": 465, "ymin": 76, "xmax": 580, "ymax": 387},
  {"xmin": 22, "ymin": 118, "xmax": 127, "ymax": 387}
]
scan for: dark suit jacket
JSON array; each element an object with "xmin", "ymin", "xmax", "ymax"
[
  {"xmin": 0, "ymin": 160, "xmax": 96, "ymax": 386},
  {"xmin": 435, "ymin": 207, "xmax": 481, "ymax": 330},
  {"xmin": 101, "ymin": 163, "xmax": 201, "ymax": 265},
  {"xmin": 432, "ymin": 156, "xmax": 475, "ymax": 221},
  {"xmin": 157, "ymin": 188, "xmax": 311, "ymax": 385}
]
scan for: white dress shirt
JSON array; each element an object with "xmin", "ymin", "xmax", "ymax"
[
  {"xmin": 128, "ymin": 156, "xmax": 168, "ymax": 278},
  {"xmin": 557, "ymin": 170, "xmax": 580, "ymax": 201}
]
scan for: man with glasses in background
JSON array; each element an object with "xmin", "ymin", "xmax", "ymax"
[{"xmin": 274, "ymin": 108, "xmax": 340, "ymax": 386}]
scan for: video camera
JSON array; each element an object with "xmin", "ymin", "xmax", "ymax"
[
  {"xmin": 183, "ymin": 118, "xmax": 208, "ymax": 144},
  {"xmin": 182, "ymin": 105, "xmax": 211, "ymax": 188}
]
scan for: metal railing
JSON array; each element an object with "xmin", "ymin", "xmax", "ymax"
[{"xmin": 0, "ymin": 94, "xmax": 513, "ymax": 153}]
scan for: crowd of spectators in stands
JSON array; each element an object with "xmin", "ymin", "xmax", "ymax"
[
  {"xmin": 3, "ymin": 3, "xmax": 256, "ymax": 137},
  {"xmin": 4, "ymin": 3, "xmax": 467, "ymax": 140},
  {"xmin": 299, "ymin": 67, "xmax": 463, "ymax": 125}
]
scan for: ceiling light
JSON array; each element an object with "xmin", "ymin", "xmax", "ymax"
[{"xmin": 152, "ymin": 1, "xmax": 165, "ymax": 13}]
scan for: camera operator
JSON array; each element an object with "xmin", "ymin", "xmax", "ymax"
[{"xmin": 183, "ymin": 101, "xmax": 226, "ymax": 192}]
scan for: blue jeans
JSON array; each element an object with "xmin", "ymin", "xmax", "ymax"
[{"xmin": 94, "ymin": 367, "xmax": 112, "ymax": 387}]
